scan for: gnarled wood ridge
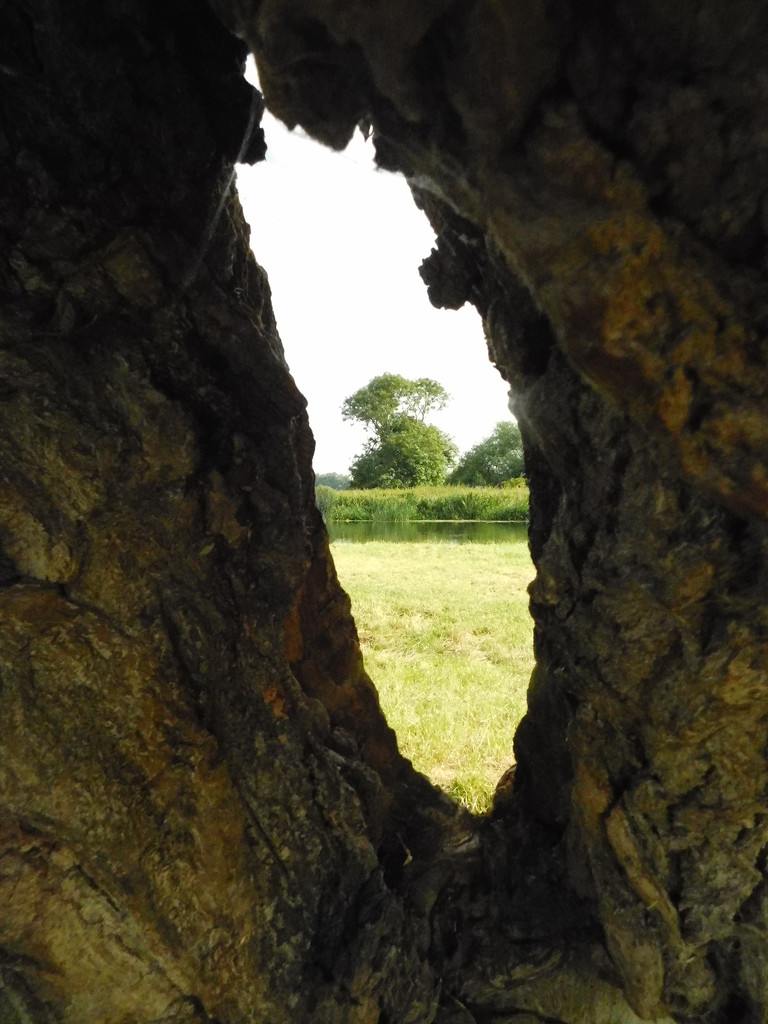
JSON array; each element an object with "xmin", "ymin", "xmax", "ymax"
[{"xmin": 2, "ymin": 1, "xmax": 768, "ymax": 1021}]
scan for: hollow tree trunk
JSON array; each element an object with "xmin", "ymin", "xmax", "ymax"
[{"xmin": 3, "ymin": 1, "xmax": 768, "ymax": 1023}]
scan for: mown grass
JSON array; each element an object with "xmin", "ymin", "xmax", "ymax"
[
  {"xmin": 317, "ymin": 482, "xmax": 529, "ymax": 523},
  {"xmin": 331, "ymin": 538, "xmax": 535, "ymax": 814}
]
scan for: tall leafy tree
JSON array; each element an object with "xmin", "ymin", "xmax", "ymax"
[
  {"xmin": 449, "ymin": 421, "xmax": 525, "ymax": 486},
  {"xmin": 342, "ymin": 374, "xmax": 457, "ymax": 488}
]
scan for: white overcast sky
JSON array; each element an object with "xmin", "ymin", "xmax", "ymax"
[{"xmin": 236, "ymin": 62, "xmax": 512, "ymax": 476}]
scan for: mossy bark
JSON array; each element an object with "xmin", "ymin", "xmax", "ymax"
[{"xmin": 3, "ymin": 0, "xmax": 768, "ymax": 1022}]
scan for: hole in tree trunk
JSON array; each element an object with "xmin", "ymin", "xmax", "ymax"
[{"xmin": 236, "ymin": 61, "xmax": 535, "ymax": 814}]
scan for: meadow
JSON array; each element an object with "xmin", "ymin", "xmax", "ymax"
[
  {"xmin": 317, "ymin": 481, "xmax": 529, "ymax": 524},
  {"xmin": 331, "ymin": 537, "xmax": 535, "ymax": 814}
]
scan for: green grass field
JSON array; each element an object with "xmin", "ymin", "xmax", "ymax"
[{"xmin": 331, "ymin": 538, "xmax": 535, "ymax": 814}]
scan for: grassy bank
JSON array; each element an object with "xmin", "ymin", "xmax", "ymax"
[
  {"xmin": 332, "ymin": 538, "xmax": 534, "ymax": 813},
  {"xmin": 317, "ymin": 482, "xmax": 529, "ymax": 523}
]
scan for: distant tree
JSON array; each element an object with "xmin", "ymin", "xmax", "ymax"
[
  {"xmin": 449, "ymin": 421, "xmax": 525, "ymax": 486},
  {"xmin": 315, "ymin": 472, "xmax": 351, "ymax": 490},
  {"xmin": 342, "ymin": 374, "xmax": 457, "ymax": 488}
]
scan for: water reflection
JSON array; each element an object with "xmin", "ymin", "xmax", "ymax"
[{"xmin": 328, "ymin": 520, "xmax": 528, "ymax": 544}]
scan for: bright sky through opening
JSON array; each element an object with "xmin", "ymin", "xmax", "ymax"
[{"xmin": 236, "ymin": 60, "xmax": 512, "ymax": 476}]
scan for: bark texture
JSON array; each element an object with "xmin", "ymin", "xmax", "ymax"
[
  {"xmin": 3, "ymin": 0, "xmax": 768, "ymax": 1022},
  {"xmin": 0, "ymin": 3, "xmax": 456, "ymax": 1021}
]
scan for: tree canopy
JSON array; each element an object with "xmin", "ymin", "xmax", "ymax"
[
  {"xmin": 449, "ymin": 421, "xmax": 524, "ymax": 486},
  {"xmin": 350, "ymin": 417, "xmax": 458, "ymax": 488},
  {"xmin": 341, "ymin": 373, "xmax": 450, "ymax": 432},
  {"xmin": 342, "ymin": 374, "xmax": 457, "ymax": 488}
]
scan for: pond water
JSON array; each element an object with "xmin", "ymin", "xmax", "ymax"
[{"xmin": 328, "ymin": 520, "xmax": 529, "ymax": 544}]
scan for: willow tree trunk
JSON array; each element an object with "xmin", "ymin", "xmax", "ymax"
[{"xmin": 3, "ymin": 1, "xmax": 768, "ymax": 1023}]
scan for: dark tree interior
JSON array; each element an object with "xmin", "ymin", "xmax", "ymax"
[{"xmin": 2, "ymin": 1, "xmax": 768, "ymax": 1021}]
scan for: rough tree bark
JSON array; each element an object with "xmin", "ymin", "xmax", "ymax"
[{"xmin": 2, "ymin": 1, "xmax": 768, "ymax": 1022}]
